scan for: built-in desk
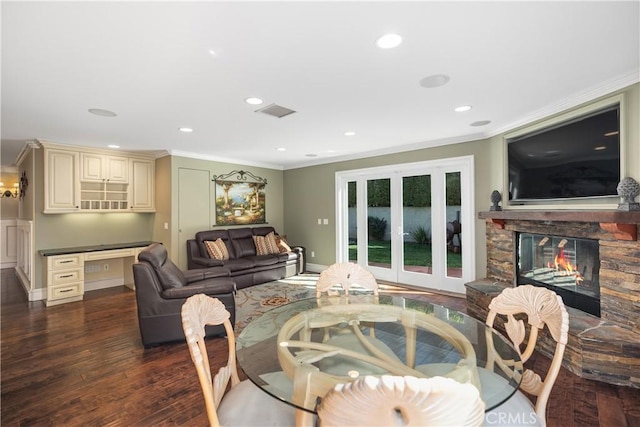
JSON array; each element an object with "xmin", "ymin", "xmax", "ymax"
[{"xmin": 39, "ymin": 241, "xmax": 154, "ymax": 306}]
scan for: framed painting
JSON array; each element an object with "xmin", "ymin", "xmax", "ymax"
[{"xmin": 213, "ymin": 170, "xmax": 267, "ymax": 225}]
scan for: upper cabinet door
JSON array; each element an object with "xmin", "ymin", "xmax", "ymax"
[
  {"xmin": 80, "ymin": 153, "xmax": 128, "ymax": 183},
  {"xmin": 106, "ymin": 156, "xmax": 128, "ymax": 183},
  {"xmin": 80, "ymin": 153, "xmax": 104, "ymax": 181},
  {"xmin": 44, "ymin": 149, "xmax": 80, "ymax": 213},
  {"xmin": 130, "ymin": 158, "xmax": 155, "ymax": 212}
]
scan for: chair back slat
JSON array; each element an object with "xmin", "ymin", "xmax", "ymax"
[
  {"xmin": 486, "ymin": 285, "xmax": 569, "ymax": 424},
  {"xmin": 182, "ymin": 294, "xmax": 238, "ymax": 427}
]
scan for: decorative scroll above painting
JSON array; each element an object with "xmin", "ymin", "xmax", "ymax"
[{"xmin": 212, "ymin": 170, "xmax": 267, "ymax": 225}]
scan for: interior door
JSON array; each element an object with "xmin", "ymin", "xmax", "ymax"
[{"xmin": 178, "ymin": 168, "xmax": 211, "ymax": 269}]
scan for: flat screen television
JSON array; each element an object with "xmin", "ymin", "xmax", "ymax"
[{"xmin": 507, "ymin": 103, "xmax": 621, "ymax": 202}]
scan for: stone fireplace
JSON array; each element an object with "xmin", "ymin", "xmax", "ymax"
[{"xmin": 466, "ymin": 210, "xmax": 640, "ymax": 388}]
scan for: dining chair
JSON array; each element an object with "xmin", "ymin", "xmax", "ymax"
[
  {"xmin": 317, "ymin": 375, "xmax": 485, "ymax": 427},
  {"xmin": 315, "ymin": 262, "xmax": 379, "ymax": 300},
  {"xmin": 181, "ymin": 294, "xmax": 295, "ymax": 427},
  {"xmin": 313, "ymin": 262, "xmax": 401, "ymax": 376},
  {"xmin": 483, "ymin": 285, "xmax": 569, "ymax": 427}
]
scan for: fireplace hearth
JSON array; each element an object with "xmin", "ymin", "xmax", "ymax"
[{"xmin": 517, "ymin": 233, "xmax": 600, "ymax": 316}]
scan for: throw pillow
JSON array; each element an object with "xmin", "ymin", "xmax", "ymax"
[
  {"xmin": 275, "ymin": 234, "xmax": 292, "ymax": 253},
  {"xmin": 204, "ymin": 239, "xmax": 229, "ymax": 260},
  {"xmin": 253, "ymin": 235, "xmax": 270, "ymax": 256},
  {"xmin": 265, "ymin": 232, "xmax": 280, "ymax": 254}
]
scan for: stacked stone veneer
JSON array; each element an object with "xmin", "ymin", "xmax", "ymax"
[{"xmin": 466, "ymin": 213, "xmax": 640, "ymax": 388}]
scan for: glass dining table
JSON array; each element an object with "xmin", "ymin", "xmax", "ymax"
[{"xmin": 236, "ymin": 293, "xmax": 523, "ymax": 422}]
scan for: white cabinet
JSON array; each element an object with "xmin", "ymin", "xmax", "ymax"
[
  {"xmin": 130, "ymin": 158, "xmax": 155, "ymax": 212},
  {"xmin": 46, "ymin": 253, "xmax": 84, "ymax": 306},
  {"xmin": 44, "ymin": 149, "xmax": 80, "ymax": 213},
  {"xmin": 80, "ymin": 153, "xmax": 128, "ymax": 183},
  {"xmin": 42, "ymin": 142, "xmax": 154, "ymax": 214},
  {"xmin": 80, "ymin": 181, "xmax": 129, "ymax": 211}
]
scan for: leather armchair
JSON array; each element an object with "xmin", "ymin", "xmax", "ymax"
[{"xmin": 133, "ymin": 243, "xmax": 236, "ymax": 347}]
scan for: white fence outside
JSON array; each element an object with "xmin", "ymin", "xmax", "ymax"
[{"xmin": 348, "ymin": 206, "xmax": 462, "ymax": 242}]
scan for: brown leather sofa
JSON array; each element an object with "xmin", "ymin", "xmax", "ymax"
[
  {"xmin": 186, "ymin": 226, "xmax": 305, "ymax": 289},
  {"xmin": 133, "ymin": 243, "xmax": 236, "ymax": 347}
]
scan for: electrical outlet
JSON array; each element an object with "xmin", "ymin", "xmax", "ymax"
[
  {"xmin": 323, "ymin": 218, "xmax": 328, "ymax": 225},
  {"xmin": 164, "ymin": 222, "xmax": 169, "ymax": 230},
  {"xmin": 311, "ymin": 251, "xmax": 315, "ymax": 258}
]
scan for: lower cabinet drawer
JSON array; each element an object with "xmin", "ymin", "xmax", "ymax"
[
  {"xmin": 50, "ymin": 268, "xmax": 84, "ymax": 285},
  {"xmin": 50, "ymin": 254, "xmax": 83, "ymax": 270},
  {"xmin": 85, "ymin": 248, "xmax": 136, "ymax": 261},
  {"xmin": 49, "ymin": 282, "xmax": 83, "ymax": 300}
]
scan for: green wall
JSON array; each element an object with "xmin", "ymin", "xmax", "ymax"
[
  {"xmin": 165, "ymin": 156, "xmax": 285, "ymax": 268},
  {"xmin": 283, "ymin": 139, "xmax": 495, "ymax": 277}
]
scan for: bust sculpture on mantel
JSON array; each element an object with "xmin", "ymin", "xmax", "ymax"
[{"xmin": 616, "ymin": 177, "xmax": 640, "ymax": 211}]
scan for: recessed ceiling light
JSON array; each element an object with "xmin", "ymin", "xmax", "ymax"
[
  {"xmin": 470, "ymin": 120, "xmax": 491, "ymax": 127},
  {"xmin": 376, "ymin": 33, "xmax": 402, "ymax": 49},
  {"xmin": 179, "ymin": 127, "xmax": 193, "ymax": 133},
  {"xmin": 209, "ymin": 49, "xmax": 217, "ymax": 56},
  {"xmin": 454, "ymin": 105, "xmax": 472, "ymax": 113},
  {"xmin": 88, "ymin": 108, "xmax": 117, "ymax": 117},
  {"xmin": 604, "ymin": 131, "xmax": 619, "ymax": 137},
  {"xmin": 276, "ymin": 147, "xmax": 286, "ymax": 152},
  {"xmin": 344, "ymin": 131, "xmax": 356, "ymax": 136},
  {"xmin": 245, "ymin": 97, "xmax": 263, "ymax": 105},
  {"xmin": 107, "ymin": 144, "xmax": 120, "ymax": 149},
  {"xmin": 419, "ymin": 74, "xmax": 450, "ymax": 88}
]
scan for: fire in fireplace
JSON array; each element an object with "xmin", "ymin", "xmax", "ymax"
[{"xmin": 516, "ymin": 233, "xmax": 600, "ymax": 317}]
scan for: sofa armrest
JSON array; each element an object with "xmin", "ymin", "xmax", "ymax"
[
  {"xmin": 161, "ymin": 280, "xmax": 235, "ymax": 299},
  {"xmin": 184, "ymin": 269, "xmax": 205, "ymax": 282},
  {"xmin": 184, "ymin": 267, "xmax": 230, "ymax": 283},
  {"xmin": 190, "ymin": 256, "xmax": 225, "ymax": 269},
  {"xmin": 291, "ymin": 246, "xmax": 306, "ymax": 273},
  {"xmin": 203, "ymin": 267, "xmax": 231, "ymax": 279}
]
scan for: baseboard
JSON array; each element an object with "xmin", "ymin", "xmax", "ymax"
[
  {"xmin": 1, "ymin": 261, "xmax": 17, "ymax": 269},
  {"xmin": 14, "ymin": 267, "xmax": 45, "ymax": 301},
  {"xmin": 305, "ymin": 262, "xmax": 328, "ymax": 273},
  {"xmin": 28, "ymin": 287, "xmax": 46, "ymax": 301},
  {"xmin": 84, "ymin": 278, "xmax": 125, "ymax": 292}
]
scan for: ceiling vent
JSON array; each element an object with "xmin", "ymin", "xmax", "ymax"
[{"xmin": 255, "ymin": 103, "xmax": 296, "ymax": 118}]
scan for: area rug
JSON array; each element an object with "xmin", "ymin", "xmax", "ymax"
[{"xmin": 234, "ymin": 273, "xmax": 319, "ymax": 333}]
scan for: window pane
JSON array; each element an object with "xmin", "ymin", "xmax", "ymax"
[
  {"xmin": 445, "ymin": 172, "xmax": 462, "ymax": 278},
  {"xmin": 348, "ymin": 181, "xmax": 357, "ymax": 262},
  {"xmin": 367, "ymin": 178, "xmax": 390, "ymax": 269},
  {"xmin": 402, "ymin": 175, "xmax": 432, "ymax": 275}
]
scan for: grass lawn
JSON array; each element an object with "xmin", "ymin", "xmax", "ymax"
[{"xmin": 349, "ymin": 241, "xmax": 462, "ymax": 267}]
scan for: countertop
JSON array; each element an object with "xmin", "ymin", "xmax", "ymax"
[{"xmin": 39, "ymin": 241, "xmax": 155, "ymax": 257}]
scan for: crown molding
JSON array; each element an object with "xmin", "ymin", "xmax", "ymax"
[
  {"xmin": 489, "ymin": 69, "xmax": 639, "ymax": 138},
  {"xmin": 168, "ymin": 149, "xmax": 284, "ymax": 171}
]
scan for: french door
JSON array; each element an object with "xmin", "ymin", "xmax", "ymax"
[{"xmin": 336, "ymin": 156, "xmax": 474, "ymax": 294}]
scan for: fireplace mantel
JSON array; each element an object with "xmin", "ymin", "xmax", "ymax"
[{"xmin": 479, "ymin": 210, "xmax": 640, "ymax": 240}]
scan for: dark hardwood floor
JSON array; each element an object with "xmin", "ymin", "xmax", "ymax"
[{"xmin": 2, "ymin": 268, "xmax": 639, "ymax": 426}]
